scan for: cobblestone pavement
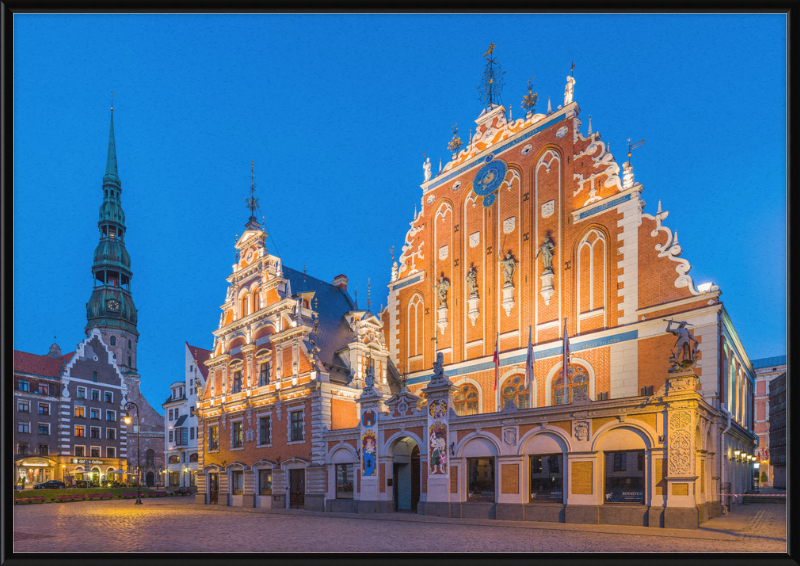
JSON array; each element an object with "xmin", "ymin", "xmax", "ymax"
[{"xmin": 13, "ymin": 498, "xmax": 786, "ymax": 553}]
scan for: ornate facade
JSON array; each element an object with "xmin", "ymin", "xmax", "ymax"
[{"xmin": 195, "ymin": 62, "xmax": 758, "ymax": 529}]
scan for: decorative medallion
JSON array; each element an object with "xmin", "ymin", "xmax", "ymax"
[
  {"xmin": 452, "ymin": 181, "xmax": 462, "ymax": 191},
  {"xmin": 521, "ymin": 144, "xmax": 533, "ymax": 156},
  {"xmin": 427, "ymin": 194, "xmax": 435, "ymax": 204},
  {"xmin": 503, "ymin": 216, "xmax": 516, "ymax": 234},
  {"xmin": 556, "ymin": 126, "xmax": 568, "ymax": 138},
  {"xmin": 574, "ymin": 421, "xmax": 589, "ymax": 440},
  {"xmin": 482, "ymin": 193, "xmax": 496, "ymax": 207},
  {"xmin": 398, "ymin": 401, "xmax": 409, "ymax": 415},
  {"xmin": 541, "ymin": 200, "xmax": 555, "ymax": 218},
  {"xmin": 428, "ymin": 399, "xmax": 447, "ymax": 419},
  {"xmin": 245, "ymin": 249, "xmax": 254, "ymax": 263},
  {"xmin": 438, "ymin": 245, "xmax": 449, "ymax": 260},
  {"xmin": 469, "ymin": 232, "xmax": 481, "ymax": 248},
  {"xmin": 361, "ymin": 409, "xmax": 376, "ymax": 427},
  {"xmin": 502, "ymin": 427, "xmax": 517, "ymax": 446}
]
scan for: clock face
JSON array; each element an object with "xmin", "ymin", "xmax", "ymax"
[
  {"xmin": 473, "ymin": 160, "xmax": 507, "ymax": 198},
  {"xmin": 245, "ymin": 250, "xmax": 254, "ymax": 262},
  {"xmin": 107, "ymin": 299, "xmax": 121, "ymax": 312}
]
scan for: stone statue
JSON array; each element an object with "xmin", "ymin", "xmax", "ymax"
[
  {"xmin": 564, "ymin": 76, "xmax": 575, "ymax": 106},
  {"xmin": 423, "ymin": 157, "xmax": 432, "ymax": 182},
  {"xmin": 466, "ymin": 265, "xmax": 478, "ymax": 297},
  {"xmin": 433, "ymin": 351, "xmax": 444, "ymax": 379},
  {"xmin": 535, "ymin": 237, "xmax": 555, "ymax": 272},
  {"xmin": 665, "ymin": 319, "xmax": 699, "ymax": 371},
  {"xmin": 365, "ymin": 364, "xmax": 375, "ymax": 389},
  {"xmin": 436, "ymin": 275, "xmax": 450, "ymax": 309},
  {"xmin": 499, "ymin": 253, "xmax": 516, "ymax": 286}
]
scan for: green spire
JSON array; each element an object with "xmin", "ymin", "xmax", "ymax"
[{"xmin": 104, "ymin": 108, "xmax": 118, "ymax": 179}]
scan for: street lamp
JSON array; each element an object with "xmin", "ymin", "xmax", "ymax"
[{"xmin": 123, "ymin": 401, "xmax": 143, "ymax": 505}]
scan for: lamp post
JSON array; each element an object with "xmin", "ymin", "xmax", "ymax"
[{"xmin": 123, "ymin": 401, "xmax": 143, "ymax": 505}]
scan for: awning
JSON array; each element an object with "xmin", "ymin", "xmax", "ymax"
[
  {"xmin": 15, "ymin": 456, "xmax": 56, "ymax": 467},
  {"xmin": 175, "ymin": 415, "xmax": 188, "ymax": 427}
]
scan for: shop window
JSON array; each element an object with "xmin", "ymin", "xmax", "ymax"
[
  {"xmin": 290, "ymin": 411, "xmax": 303, "ymax": 441},
  {"xmin": 605, "ymin": 450, "xmax": 645, "ymax": 504},
  {"xmin": 17, "ymin": 400, "xmax": 30, "ymax": 413},
  {"xmin": 169, "ymin": 472, "xmax": 180, "ymax": 487},
  {"xmin": 189, "ymin": 471, "xmax": 197, "ymax": 487},
  {"xmin": 502, "ymin": 375, "xmax": 530, "ymax": 409},
  {"xmin": 336, "ymin": 464, "xmax": 354, "ymax": 499},
  {"xmin": 231, "ymin": 470, "xmax": 244, "ymax": 494},
  {"xmin": 467, "ymin": 457, "xmax": 495, "ymax": 502},
  {"xmin": 75, "ymin": 446, "xmax": 85, "ymax": 457},
  {"xmin": 75, "ymin": 406, "xmax": 85, "ymax": 418},
  {"xmin": 18, "ymin": 379, "xmax": 29, "ymax": 392},
  {"xmin": 259, "ymin": 416, "xmax": 271, "ymax": 445},
  {"xmin": 530, "ymin": 454, "xmax": 563, "ymax": 502},
  {"xmin": 259, "ymin": 469, "xmax": 273, "ymax": 495},
  {"xmin": 38, "ymin": 444, "xmax": 49, "ymax": 455},
  {"xmin": 38, "ymin": 403, "xmax": 49, "ymax": 415},
  {"xmin": 454, "ymin": 384, "xmax": 479, "ymax": 416},
  {"xmin": 553, "ymin": 364, "xmax": 590, "ymax": 405},
  {"xmin": 208, "ymin": 425, "xmax": 219, "ymax": 450},
  {"xmin": 232, "ymin": 422, "xmax": 243, "ymax": 448}
]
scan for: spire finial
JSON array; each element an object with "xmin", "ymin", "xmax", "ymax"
[
  {"xmin": 303, "ymin": 264, "xmax": 307, "ymax": 282},
  {"xmin": 354, "ymin": 286, "xmax": 358, "ymax": 309},
  {"xmin": 367, "ymin": 278, "xmax": 371, "ymax": 312},
  {"xmin": 522, "ymin": 77, "xmax": 538, "ymax": 117},
  {"xmin": 244, "ymin": 161, "xmax": 260, "ymax": 228},
  {"xmin": 588, "ymin": 115, "xmax": 592, "ymax": 135},
  {"xmin": 110, "ymin": 90, "xmax": 113, "ymax": 111},
  {"xmin": 447, "ymin": 123, "xmax": 463, "ymax": 156},
  {"xmin": 479, "ymin": 43, "xmax": 505, "ymax": 109},
  {"xmin": 570, "ymin": 60, "xmax": 576, "ymax": 77}
]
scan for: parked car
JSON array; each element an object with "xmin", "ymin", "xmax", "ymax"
[{"xmin": 33, "ymin": 480, "xmax": 66, "ymax": 490}]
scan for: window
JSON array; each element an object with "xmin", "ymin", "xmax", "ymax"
[
  {"xmin": 190, "ymin": 365, "xmax": 193, "ymax": 372},
  {"xmin": 530, "ymin": 454, "xmax": 563, "ymax": 502},
  {"xmin": 38, "ymin": 444, "xmax": 49, "ymax": 455},
  {"xmin": 91, "ymin": 447, "xmax": 101, "ymax": 458},
  {"xmin": 231, "ymin": 470, "xmax": 244, "ymax": 494},
  {"xmin": 258, "ymin": 362, "xmax": 271, "ymax": 387},
  {"xmin": 169, "ymin": 472, "xmax": 180, "ymax": 487},
  {"xmin": 208, "ymin": 425, "xmax": 219, "ymax": 450},
  {"xmin": 176, "ymin": 427, "xmax": 188, "ymax": 446},
  {"xmin": 605, "ymin": 450, "xmax": 645, "ymax": 503},
  {"xmin": 91, "ymin": 408, "xmax": 100, "ymax": 420},
  {"xmin": 19, "ymin": 422, "xmax": 31, "ymax": 434},
  {"xmin": 169, "ymin": 409, "xmax": 174, "ymax": 421},
  {"xmin": 233, "ymin": 422, "xmax": 243, "ymax": 448},
  {"xmin": 107, "ymin": 410, "xmax": 116, "ymax": 422},
  {"xmin": 110, "ymin": 336, "xmax": 117, "ymax": 346},
  {"xmin": 93, "ymin": 371, "xmax": 98, "ymax": 382},
  {"xmin": 232, "ymin": 371, "xmax": 242, "ymax": 394},
  {"xmin": 77, "ymin": 387, "xmax": 86, "ymax": 399},
  {"xmin": 37, "ymin": 383, "xmax": 49, "ymax": 396},
  {"xmin": 596, "ymin": 392, "xmax": 609, "ymax": 401},
  {"xmin": 38, "ymin": 403, "xmax": 49, "ymax": 415},
  {"xmin": 169, "ymin": 455, "xmax": 180, "ymax": 464},
  {"xmin": 106, "ymin": 447, "xmax": 116, "ymax": 458},
  {"xmin": 190, "ymin": 406, "xmax": 195, "ymax": 416},
  {"xmin": 18, "ymin": 379, "xmax": 29, "ymax": 392},
  {"xmin": 454, "ymin": 384, "xmax": 480, "ymax": 416},
  {"xmin": 38, "ymin": 424, "xmax": 50, "ymax": 435},
  {"xmin": 128, "ymin": 356, "xmax": 132, "ymax": 367},
  {"xmin": 75, "ymin": 425, "xmax": 85, "ymax": 437},
  {"xmin": 105, "ymin": 392, "xmax": 113, "ymax": 403},
  {"xmin": 146, "ymin": 449, "xmax": 155, "ymax": 467},
  {"xmin": 290, "ymin": 411, "xmax": 303, "ymax": 441},
  {"xmin": 106, "ymin": 428, "xmax": 116, "ymax": 440},
  {"xmin": 91, "ymin": 389, "xmax": 100, "ymax": 401},
  {"xmin": 190, "ymin": 427, "xmax": 195, "ymax": 440},
  {"xmin": 128, "ymin": 339, "xmax": 132, "ymax": 349},
  {"xmin": 467, "ymin": 457, "xmax": 495, "ymax": 502},
  {"xmin": 75, "ymin": 406, "xmax": 85, "ymax": 418},
  {"xmin": 553, "ymin": 364, "xmax": 589, "ymax": 405},
  {"xmin": 75, "ymin": 446, "xmax": 85, "ymax": 457},
  {"xmin": 169, "ymin": 430, "xmax": 174, "ymax": 442},
  {"xmin": 189, "ymin": 453, "xmax": 198, "ymax": 463},
  {"xmin": 90, "ymin": 427, "xmax": 101, "ymax": 438},
  {"xmin": 335, "ymin": 464, "xmax": 354, "ymax": 499},
  {"xmin": 17, "ymin": 443, "xmax": 29, "ymax": 455},
  {"xmin": 17, "ymin": 400, "xmax": 30, "ymax": 413},
  {"xmin": 502, "ymin": 376, "xmax": 530, "ymax": 409},
  {"xmin": 259, "ymin": 416, "xmax": 271, "ymax": 445},
  {"xmin": 259, "ymin": 469, "xmax": 273, "ymax": 495}
]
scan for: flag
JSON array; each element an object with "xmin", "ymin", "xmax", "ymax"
[
  {"xmin": 524, "ymin": 325, "xmax": 534, "ymax": 390},
  {"xmin": 493, "ymin": 332, "xmax": 500, "ymax": 390},
  {"xmin": 562, "ymin": 318, "xmax": 570, "ymax": 383}
]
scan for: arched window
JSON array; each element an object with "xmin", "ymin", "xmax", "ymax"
[
  {"xmin": 110, "ymin": 336, "xmax": 116, "ymax": 346},
  {"xmin": 252, "ymin": 287, "xmax": 260, "ymax": 312},
  {"xmin": 145, "ymin": 449, "xmax": 155, "ymax": 467},
  {"xmin": 407, "ymin": 294, "xmax": 424, "ymax": 362},
  {"xmin": 241, "ymin": 293, "xmax": 249, "ymax": 317},
  {"xmin": 128, "ymin": 339, "xmax": 132, "ymax": 349},
  {"xmin": 552, "ymin": 363, "xmax": 590, "ymax": 405},
  {"xmin": 128, "ymin": 356, "xmax": 132, "ymax": 367},
  {"xmin": 189, "ymin": 453, "xmax": 198, "ymax": 463},
  {"xmin": 502, "ymin": 375, "xmax": 529, "ymax": 409},
  {"xmin": 454, "ymin": 384, "xmax": 479, "ymax": 416}
]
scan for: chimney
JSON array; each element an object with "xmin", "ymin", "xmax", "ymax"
[{"xmin": 332, "ymin": 274, "xmax": 348, "ymax": 291}]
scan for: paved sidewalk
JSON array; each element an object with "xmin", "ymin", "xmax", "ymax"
[{"xmin": 13, "ymin": 497, "xmax": 787, "ymax": 553}]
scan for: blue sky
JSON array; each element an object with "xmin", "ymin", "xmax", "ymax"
[{"xmin": 13, "ymin": 14, "xmax": 786, "ymax": 411}]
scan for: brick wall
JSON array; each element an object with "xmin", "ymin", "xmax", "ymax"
[
  {"xmin": 501, "ymin": 463, "xmax": 519, "ymax": 494},
  {"xmin": 571, "ymin": 461, "xmax": 592, "ymax": 494}
]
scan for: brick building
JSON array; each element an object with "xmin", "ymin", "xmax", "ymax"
[
  {"xmin": 13, "ymin": 107, "xmax": 164, "ymax": 487},
  {"xmin": 751, "ymin": 355, "xmax": 786, "ymax": 486},
  {"xmin": 768, "ymin": 372, "xmax": 786, "ymax": 489},
  {"xmin": 195, "ymin": 58, "xmax": 758, "ymax": 529}
]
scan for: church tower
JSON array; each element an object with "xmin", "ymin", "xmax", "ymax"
[{"xmin": 85, "ymin": 105, "xmax": 139, "ymax": 376}]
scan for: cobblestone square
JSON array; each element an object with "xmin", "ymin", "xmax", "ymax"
[{"xmin": 12, "ymin": 498, "xmax": 787, "ymax": 553}]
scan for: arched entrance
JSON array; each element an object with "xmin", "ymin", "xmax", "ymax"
[
  {"xmin": 391, "ymin": 438, "xmax": 420, "ymax": 512},
  {"xmin": 146, "ymin": 472, "xmax": 155, "ymax": 487},
  {"xmin": 91, "ymin": 466, "xmax": 101, "ymax": 485}
]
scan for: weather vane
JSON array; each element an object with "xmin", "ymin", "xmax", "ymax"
[
  {"xmin": 627, "ymin": 138, "xmax": 645, "ymax": 164},
  {"xmin": 367, "ymin": 278, "xmax": 371, "ymax": 312},
  {"xmin": 478, "ymin": 43, "xmax": 506, "ymax": 109},
  {"xmin": 570, "ymin": 60, "xmax": 576, "ymax": 77},
  {"xmin": 521, "ymin": 77, "xmax": 538, "ymax": 117},
  {"xmin": 244, "ymin": 161, "xmax": 260, "ymax": 222},
  {"xmin": 447, "ymin": 123, "xmax": 463, "ymax": 156}
]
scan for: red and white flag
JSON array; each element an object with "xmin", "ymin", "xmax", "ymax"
[
  {"xmin": 562, "ymin": 318, "xmax": 570, "ymax": 382},
  {"xmin": 524, "ymin": 325, "xmax": 534, "ymax": 389},
  {"xmin": 493, "ymin": 332, "xmax": 500, "ymax": 390}
]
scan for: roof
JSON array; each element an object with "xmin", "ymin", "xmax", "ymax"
[
  {"xmin": 14, "ymin": 350, "xmax": 75, "ymax": 379},
  {"xmin": 283, "ymin": 265, "xmax": 355, "ymax": 383},
  {"xmin": 751, "ymin": 355, "xmax": 787, "ymax": 370},
  {"xmin": 186, "ymin": 342, "xmax": 212, "ymax": 379},
  {"xmin": 174, "ymin": 415, "xmax": 188, "ymax": 427}
]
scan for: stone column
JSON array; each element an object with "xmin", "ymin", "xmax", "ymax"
[
  {"xmin": 241, "ymin": 469, "xmax": 256, "ymax": 508},
  {"xmin": 241, "ymin": 344, "xmax": 255, "ymax": 389},
  {"xmin": 217, "ymin": 469, "xmax": 230, "ymax": 506},
  {"xmin": 356, "ymin": 366, "xmax": 383, "ymax": 513},
  {"xmin": 664, "ymin": 371, "xmax": 701, "ymax": 529},
  {"xmin": 421, "ymin": 353, "xmax": 456, "ymax": 517}
]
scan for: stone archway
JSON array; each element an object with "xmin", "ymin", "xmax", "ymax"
[{"xmin": 390, "ymin": 437, "xmax": 420, "ymax": 512}]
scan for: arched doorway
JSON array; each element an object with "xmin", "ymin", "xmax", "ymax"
[
  {"xmin": 146, "ymin": 472, "xmax": 155, "ymax": 487},
  {"xmin": 391, "ymin": 438, "xmax": 420, "ymax": 512},
  {"xmin": 91, "ymin": 466, "xmax": 101, "ymax": 485}
]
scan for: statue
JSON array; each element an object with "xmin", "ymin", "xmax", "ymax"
[
  {"xmin": 423, "ymin": 157, "xmax": 432, "ymax": 182},
  {"xmin": 436, "ymin": 275, "xmax": 450, "ymax": 309},
  {"xmin": 433, "ymin": 351, "xmax": 444, "ymax": 378},
  {"xmin": 535, "ymin": 237, "xmax": 555, "ymax": 273},
  {"xmin": 665, "ymin": 319, "xmax": 699, "ymax": 371},
  {"xmin": 365, "ymin": 364, "xmax": 375, "ymax": 389},
  {"xmin": 466, "ymin": 265, "xmax": 478, "ymax": 297},
  {"xmin": 499, "ymin": 253, "xmax": 516, "ymax": 286},
  {"xmin": 564, "ymin": 76, "xmax": 575, "ymax": 106}
]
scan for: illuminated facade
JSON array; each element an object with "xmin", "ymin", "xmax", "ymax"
[{"xmin": 752, "ymin": 355, "xmax": 786, "ymax": 486}]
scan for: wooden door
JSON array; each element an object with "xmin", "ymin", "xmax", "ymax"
[{"xmin": 289, "ymin": 469, "xmax": 305, "ymax": 509}]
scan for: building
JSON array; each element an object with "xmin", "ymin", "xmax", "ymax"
[
  {"xmin": 13, "ymin": 106, "xmax": 164, "ymax": 487},
  {"xmin": 751, "ymin": 355, "xmax": 786, "ymax": 486},
  {"xmin": 194, "ymin": 58, "xmax": 758, "ymax": 529},
  {"xmin": 768, "ymin": 372, "xmax": 786, "ymax": 489},
  {"xmin": 163, "ymin": 343, "xmax": 211, "ymax": 489}
]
